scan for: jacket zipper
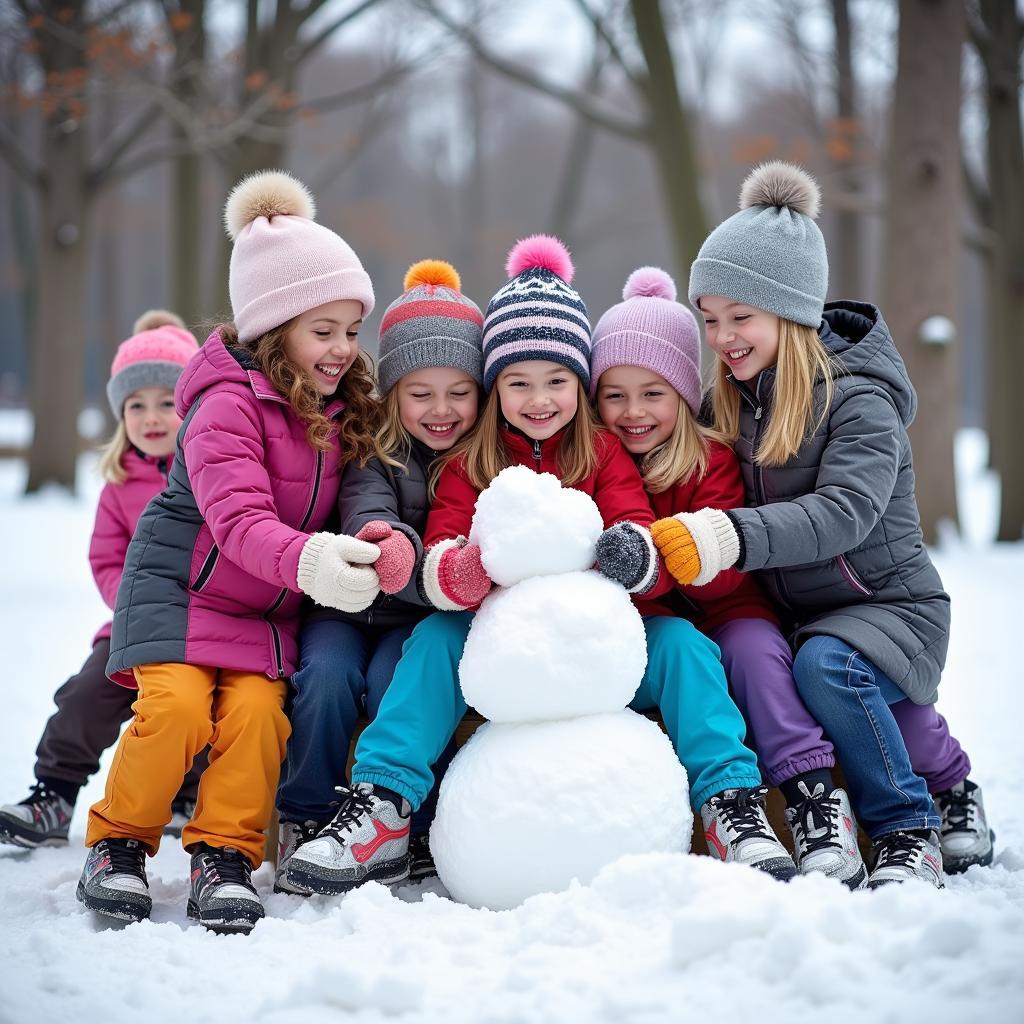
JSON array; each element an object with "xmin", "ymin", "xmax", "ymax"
[
  {"xmin": 836, "ymin": 553, "xmax": 873, "ymax": 597},
  {"xmin": 192, "ymin": 545, "xmax": 220, "ymax": 593},
  {"xmin": 532, "ymin": 439, "xmax": 542, "ymax": 462}
]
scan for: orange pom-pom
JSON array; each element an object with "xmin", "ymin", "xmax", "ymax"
[{"xmin": 404, "ymin": 259, "xmax": 461, "ymax": 292}]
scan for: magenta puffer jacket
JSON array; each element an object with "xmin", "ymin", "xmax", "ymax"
[
  {"xmin": 106, "ymin": 331, "xmax": 346, "ymax": 684},
  {"xmin": 89, "ymin": 449, "xmax": 170, "ymax": 645}
]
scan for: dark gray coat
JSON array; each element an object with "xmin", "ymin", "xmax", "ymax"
[
  {"xmin": 316, "ymin": 438, "xmax": 437, "ymax": 630},
  {"xmin": 725, "ymin": 301, "xmax": 950, "ymax": 704}
]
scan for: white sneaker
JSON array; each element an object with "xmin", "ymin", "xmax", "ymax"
[
  {"xmin": 785, "ymin": 783, "xmax": 867, "ymax": 889},
  {"xmin": 274, "ymin": 819, "xmax": 321, "ymax": 895},
  {"xmin": 867, "ymin": 830, "xmax": 944, "ymax": 890},
  {"xmin": 932, "ymin": 780, "xmax": 994, "ymax": 874},
  {"xmin": 701, "ymin": 786, "xmax": 797, "ymax": 881}
]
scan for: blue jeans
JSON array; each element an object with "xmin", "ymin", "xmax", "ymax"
[
  {"xmin": 353, "ymin": 611, "xmax": 761, "ymax": 812},
  {"xmin": 792, "ymin": 635, "xmax": 940, "ymax": 840},
  {"xmin": 277, "ymin": 616, "xmax": 454, "ymax": 832}
]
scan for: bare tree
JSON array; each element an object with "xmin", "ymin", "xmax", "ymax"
[{"xmin": 881, "ymin": 0, "xmax": 964, "ymax": 541}]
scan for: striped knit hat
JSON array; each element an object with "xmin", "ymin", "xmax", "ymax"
[
  {"xmin": 482, "ymin": 235, "xmax": 591, "ymax": 392},
  {"xmin": 377, "ymin": 259, "xmax": 484, "ymax": 394}
]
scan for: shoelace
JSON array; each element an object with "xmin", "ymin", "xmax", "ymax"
[
  {"xmin": 792, "ymin": 783, "xmax": 842, "ymax": 856},
  {"xmin": 200, "ymin": 847, "xmax": 253, "ymax": 889},
  {"xmin": 320, "ymin": 784, "xmax": 376, "ymax": 844},
  {"xmin": 875, "ymin": 831, "xmax": 926, "ymax": 870},
  {"xmin": 20, "ymin": 781, "xmax": 61, "ymax": 807},
  {"xmin": 714, "ymin": 785, "xmax": 773, "ymax": 844},
  {"xmin": 103, "ymin": 840, "xmax": 146, "ymax": 879},
  {"xmin": 935, "ymin": 787, "xmax": 975, "ymax": 834}
]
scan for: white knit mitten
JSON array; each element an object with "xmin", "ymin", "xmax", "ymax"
[
  {"xmin": 672, "ymin": 508, "xmax": 741, "ymax": 586},
  {"xmin": 296, "ymin": 532, "xmax": 381, "ymax": 612}
]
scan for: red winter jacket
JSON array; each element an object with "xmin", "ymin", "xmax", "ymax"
[
  {"xmin": 635, "ymin": 439, "xmax": 778, "ymax": 633},
  {"xmin": 424, "ymin": 424, "xmax": 671, "ymax": 602}
]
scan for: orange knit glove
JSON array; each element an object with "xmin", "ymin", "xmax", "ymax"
[{"xmin": 650, "ymin": 517, "xmax": 702, "ymax": 586}]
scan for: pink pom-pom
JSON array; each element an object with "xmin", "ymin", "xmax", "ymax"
[
  {"xmin": 505, "ymin": 235, "xmax": 574, "ymax": 283},
  {"xmin": 623, "ymin": 266, "xmax": 676, "ymax": 302}
]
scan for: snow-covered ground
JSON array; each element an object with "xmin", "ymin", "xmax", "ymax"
[{"xmin": 0, "ymin": 427, "xmax": 1021, "ymax": 1024}]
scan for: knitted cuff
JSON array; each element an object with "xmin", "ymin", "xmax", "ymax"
[
  {"xmin": 421, "ymin": 538, "xmax": 466, "ymax": 611},
  {"xmin": 676, "ymin": 508, "xmax": 740, "ymax": 586},
  {"xmin": 296, "ymin": 532, "xmax": 332, "ymax": 594},
  {"xmin": 595, "ymin": 521, "xmax": 658, "ymax": 593},
  {"xmin": 723, "ymin": 510, "xmax": 747, "ymax": 569}
]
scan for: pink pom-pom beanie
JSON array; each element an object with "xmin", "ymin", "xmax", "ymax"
[
  {"xmin": 589, "ymin": 266, "xmax": 702, "ymax": 415},
  {"xmin": 107, "ymin": 315, "xmax": 199, "ymax": 417},
  {"xmin": 224, "ymin": 170, "xmax": 374, "ymax": 344},
  {"xmin": 481, "ymin": 234, "xmax": 591, "ymax": 392}
]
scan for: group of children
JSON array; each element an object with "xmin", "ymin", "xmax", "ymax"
[{"xmin": 0, "ymin": 161, "xmax": 993, "ymax": 934}]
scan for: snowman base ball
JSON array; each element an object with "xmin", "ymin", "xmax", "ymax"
[{"xmin": 430, "ymin": 711, "xmax": 692, "ymax": 911}]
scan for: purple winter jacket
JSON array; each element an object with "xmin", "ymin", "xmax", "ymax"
[
  {"xmin": 106, "ymin": 331, "xmax": 345, "ymax": 684},
  {"xmin": 89, "ymin": 448, "xmax": 170, "ymax": 646}
]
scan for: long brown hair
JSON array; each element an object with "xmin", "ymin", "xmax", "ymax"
[
  {"xmin": 97, "ymin": 421, "xmax": 131, "ymax": 484},
  {"xmin": 216, "ymin": 321, "xmax": 379, "ymax": 465},
  {"xmin": 432, "ymin": 376, "xmax": 600, "ymax": 495},
  {"xmin": 710, "ymin": 318, "xmax": 838, "ymax": 467}
]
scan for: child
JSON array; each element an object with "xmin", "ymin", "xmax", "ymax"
[
  {"xmin": 652, "ymin": 161, "xmax": 993, "ymax": 887},
  {"xmin": 286, "ymin": 236, "xmax": 797, "ymax": 897},
  {"xmin": 77, "ymin": 171, "xmax": 386, "ymax": 933},
  {"xmin": 275, "ymin": 259, "xmax": 484, "ymax": 892},
  {"xmin": 0, "ymin": 312, "xmax": 202, "ymax": 849},
  {"xmin": 591, "ymin": 267, "xmax": 868, "ymax": 888}
]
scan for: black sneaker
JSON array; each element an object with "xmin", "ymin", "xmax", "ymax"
[
  {"xmin": 408, "ymin": 832, "xmax": 437, "ymax": 881},
  {"xmin": 187, "ymin": 844, "xmax": 264, "ymax": 934},
  {"xmin": 165, "ymin": 797, "xmax": 195, "ymax": 839},
  {"xmin": 700, "ymin": 786, "xmax": 798, "ymax": 881},
  {"xmin": 0, "ymin": 782, "xmax": 73, "ymax": 848},
  {"xmin": 932, "ymin": 779, "xmax": 995, "ymax": 873},
  {"xmin": 77, "ymin": 838, "xmax": 151, "ymax": 922},
  {"xmin": 867, "ymin": 830, "xmax": 944, "ymax": 889}
]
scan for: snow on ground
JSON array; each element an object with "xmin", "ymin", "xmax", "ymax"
[{"xmin": 0, "ymin": 432, "xmax": 1022, "ymax": 1024}]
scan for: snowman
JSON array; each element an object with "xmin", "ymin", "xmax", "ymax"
[{"xmin": 429, "ymin": 465, "xmax": 692, "ymax": 911}]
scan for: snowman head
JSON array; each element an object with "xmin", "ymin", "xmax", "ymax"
[{"xmin": 469, "ymin": 465, "xmax": 604, "ymax": 587}]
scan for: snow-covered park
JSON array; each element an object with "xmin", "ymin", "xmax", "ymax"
[{"xmin": 1, "ymin": 424, "xmax": 1021, "ymax": 1023}]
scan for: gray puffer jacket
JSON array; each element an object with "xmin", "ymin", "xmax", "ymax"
[{"xmin": 725, "ymin": 300, "xmax": 950, "ymax": 704}]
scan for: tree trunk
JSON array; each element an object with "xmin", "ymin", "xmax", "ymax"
[
  {"xmin": 979, "ymin": 0, "xmax": 1024, "ymax": 540},
  {"xmin": 629, "ymin": 0, "xmax": 707, "ymax": 280},
  {"xmin": 881, "ymin": 0, "xmax": 963, "ymax": 542},
  {"xmin": 830, "ymin": 0, "xmax": 861, "ymax": 298},
  {"xmin": 25, "ymin": 8, "xmax": 90, "ymax": 494}
]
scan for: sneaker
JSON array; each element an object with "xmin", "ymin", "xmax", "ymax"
[
  {"xmin": 408, "ymin": 832, "xmax": 437, "ymax": 882},
  {"xmin": 933, "ymin": 779, "xmax": 995, "ymax": 874},
  {"xmin": 76, "ymin": 838, "xmax": 151, "ymax": 922},
  {"xmin": 187, "ymin": 843, "xmax": 264, "ymax": 934},
  {"xmin": 700, "ymin": 786, "xmax": 798, "ymax": 881},
  {"xmin": 165, "ymin": 797, "xmax": 195, "ymax": 839},
  {"xmin": 286, "ymin": 783, "xmax": 411, "ymax": 896},
  {"xmin": 274, "ymin": 819, "xmax": 322, "ymax": 895},
  {"xmin": 867, "ymin": 830, "xmax": 944, "ymax": 890},
  {"xmin": 0, "ymin": 782, "xmax": 73, "ymax": 848},
  {"xmin": 784, "ymin": 782, "xmax": 868, "ymax": 890}
]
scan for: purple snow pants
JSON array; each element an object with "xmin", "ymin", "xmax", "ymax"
[{"xmin": 708, "ymin": 617, "xmax": 971, "ymax": 793}]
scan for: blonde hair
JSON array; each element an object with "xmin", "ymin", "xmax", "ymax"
[
  {"xmin": 216, "ymin": 321, "xmax": 379, "ymax": 465},
  {"xmin": 639, "ymin": 400, "xmax": 727, "ymax": 494},
  {"xmin": 432, "ymin": 376, "xmax": 600, "ymax": 495},
  {"xmin": 98, "ymin": 420, "xmax": 131, "ymax": 484},
  {"xmin": 710, "ymin": 318, "xmax": 837, "ymax": 466}
]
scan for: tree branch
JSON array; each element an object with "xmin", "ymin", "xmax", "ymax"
[
  {"xmin": 297, "ymin": 0, "xmax": 384, "ymax": 61},
  {"xmin": 0, "ymin": 119, "xmax": 46, "ymax": 191},
  {"xmin": 571, "ymin": 0, "xmax": 644, "ymax": 89},
  {"xmin": 87, "ymin": 99, "xmax": 163, "ymax": 184}
]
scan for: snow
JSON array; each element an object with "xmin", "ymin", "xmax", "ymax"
[{"xmin": 1, "ymin": 436, "xmax": 1023, "ymax": 1022}]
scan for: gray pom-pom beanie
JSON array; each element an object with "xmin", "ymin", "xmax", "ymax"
[{"xmin": 688, "ymin": 161, "xmax": 828, "ymax": 328}]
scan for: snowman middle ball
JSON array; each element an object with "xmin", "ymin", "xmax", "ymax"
[{"xmin": 459, "ymin": 569, "xmax": 647, "ymax": 723}]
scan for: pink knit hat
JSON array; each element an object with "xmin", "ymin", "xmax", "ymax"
[
  {"xmin": 225, "ymin": 170, "xmax": 374, "ymax": 343},
  {"xmin": 589, "ymin": 267, "xmax": 702, "ymax": 415},
  {"xmin": 107, "ymin": 310, "xmax": 199, "ymax": 416}
]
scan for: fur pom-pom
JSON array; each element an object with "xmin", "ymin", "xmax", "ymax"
[
  {"xmin": 739, "ymin": 161, "xmax": 821, "ymax": 219},
  {"xmin": 505, "ymin": 235, "xmax": 574, "ymax": 283},
  {"xmin": 404, "ymin": 259, "xmax": 461, "ymax": 292},
  {"xmin": 132, "ymin": 309, "xmax": 186, "ymax": 334},
  {"xmin": 224, "ymin": 170, "xmax": 316, "ymax": 240},
  {"xmin": 623, "ymin": 266, "xmax": 676, "ymax": 302}
]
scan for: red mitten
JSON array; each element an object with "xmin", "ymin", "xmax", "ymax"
[
  {"xmin": 426, "ymin": 540, "xmax": 493, "ymax": 610},
  {"xmin": 356, "ymin": 520, "xmax": 416, "ymax": 595}
]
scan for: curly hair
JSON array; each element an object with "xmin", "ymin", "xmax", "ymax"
[{"xmin": 216, "ymin": 321, "xmax": 379, "ymax": 465}]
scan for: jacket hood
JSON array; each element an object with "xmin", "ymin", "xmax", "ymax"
[
  {"xmin": 820, "ymin": 300, "xmax": 916, "ymax": 426},
  {"xmin": 176, "ymin": 330, "xmax": 266, "ymax": 416}
]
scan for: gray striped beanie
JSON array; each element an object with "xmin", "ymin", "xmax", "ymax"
[
  {"xmin": 482, "ymin": 235, "xmax": 591, "ymax": 392},
  {"xmin": 377, "ymin": 260, "xmax": 484, "ymax": 395},
  {"xmin": 688, "ymin": 161, "xmax": 828, "ymax": 328}
]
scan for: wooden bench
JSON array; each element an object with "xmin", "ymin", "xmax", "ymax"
[{"xmin": 265, "ymin": 710, "xmax": 871, "ymax": 866}]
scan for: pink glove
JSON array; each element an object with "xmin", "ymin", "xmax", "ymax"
[
  {"xmin": 355, "ymin": 521, "xmax": 417, "ymax": 596},
  {"xmin": 425, "ymin": 540, "xmax": 493, "ymax": 610}
]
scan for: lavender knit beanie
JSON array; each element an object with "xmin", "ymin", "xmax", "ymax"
[
  {"xmin": 224, "ymin": 170, "xmax": 374, "ymax": 343},
  {"xmin": 590, "ymin": 267, "xmax": 702, "ymax": 415}
]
